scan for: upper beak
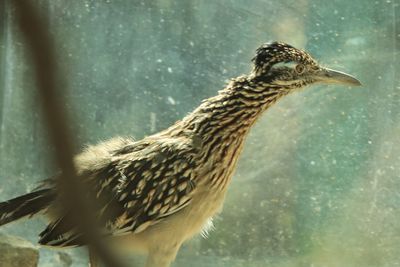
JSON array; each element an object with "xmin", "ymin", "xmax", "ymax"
[{"xmin": 314, "ymin": 68, "xmax": 362, "ymax": 87}]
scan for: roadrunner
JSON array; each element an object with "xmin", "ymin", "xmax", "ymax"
[{"xmin": 0, "ymin": 42, "xmax": 360, "ymax": 267}]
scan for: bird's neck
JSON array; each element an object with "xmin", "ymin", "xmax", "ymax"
[
  {"xmin": 161, "ymin": 75, "xmax": 287, "ymax": 190},
  {"xmin": 161, "ymin": 75, "xmax": 288, "ymax": 190},
  {"xmin": 177, "ymin": 75, "xmax": 287, "ymax": 138}
]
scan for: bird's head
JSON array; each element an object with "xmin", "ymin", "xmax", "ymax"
[{"xmin": 251, "ymin": 42, "xmax": 361, "ymax": 89}]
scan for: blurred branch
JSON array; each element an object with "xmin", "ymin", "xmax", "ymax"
[
  {"xmin": 0, "ymin": 0, "xmax": 8, "ymax": 146},
  {"xmin": 10, "ymin": 1, "xmax": 126, "ymax": 266}
]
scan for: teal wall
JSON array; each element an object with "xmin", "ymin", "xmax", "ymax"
[{"xmin": 0, "ymin": 0, "xmax": 399, "ymax": 266}]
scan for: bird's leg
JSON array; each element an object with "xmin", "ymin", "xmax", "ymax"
[
  {"xmin": 145, "ymin": 244, "xmax": 180, "ymax": 267},
  {"xmin": 88, "ymin": 247, "xmax": 100, "ymax": 267}
]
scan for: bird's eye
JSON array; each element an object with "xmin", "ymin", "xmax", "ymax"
[{"xmin": 295, "ymin": 64, "xmax": 305, "ymax": 74}]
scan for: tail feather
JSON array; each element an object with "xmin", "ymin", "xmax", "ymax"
[{"xmin": 0, "ymin": 189, "xmax": 54, "ymax": 226}]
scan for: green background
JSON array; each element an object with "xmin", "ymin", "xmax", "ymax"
[{"xmin": 0, "ymin": 0, "xmax": 399, "ymax": 266}]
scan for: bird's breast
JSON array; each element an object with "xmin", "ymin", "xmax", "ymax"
[{"xmin": 194, "ymin": 132, "xmax": 246, "ymax": 194}]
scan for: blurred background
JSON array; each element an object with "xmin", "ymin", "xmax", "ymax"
[{"xmin": 0, "ymin": 0, "xmax": 399, "ymax": 266}]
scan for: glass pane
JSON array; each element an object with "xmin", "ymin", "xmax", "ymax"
[{"xmin": 0, "ymin": 1, "xmax": 398, "ymax": 266}]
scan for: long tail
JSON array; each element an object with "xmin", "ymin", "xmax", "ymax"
[{"xmin": 0, "ymin": 189, "xmax": 54, "ymax": 226}]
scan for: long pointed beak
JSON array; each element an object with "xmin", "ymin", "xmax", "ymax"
[{"xmin": 314, "ymin": 68, "xmax": 362, "ymax": 86}]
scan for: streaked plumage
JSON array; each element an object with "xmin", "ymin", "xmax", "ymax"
[{"xmin": 0, "ymin": 42, "xmax": 360, "ymax": 267}]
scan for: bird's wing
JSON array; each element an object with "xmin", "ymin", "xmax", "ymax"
[
  {"xmin": 109, "ymin": 137, "xmax": 197, "ymax": 235},
  {"xmin": 38, "ymin": 137, "xmax": 197, "ymax": 247}
]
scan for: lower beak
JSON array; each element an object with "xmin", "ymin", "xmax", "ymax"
[{"xmin": 314, "ymin": 68, "xmax": 362, "ymax": 86}]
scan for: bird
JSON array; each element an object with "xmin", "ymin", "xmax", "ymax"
[{"xmin": 0, "ymin": 42, "xmax": 361, "ymax": 267}]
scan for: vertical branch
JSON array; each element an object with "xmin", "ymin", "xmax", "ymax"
[{"xmin": 9, "ymin": 1, "xmax": 126, "ymax": 267}]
